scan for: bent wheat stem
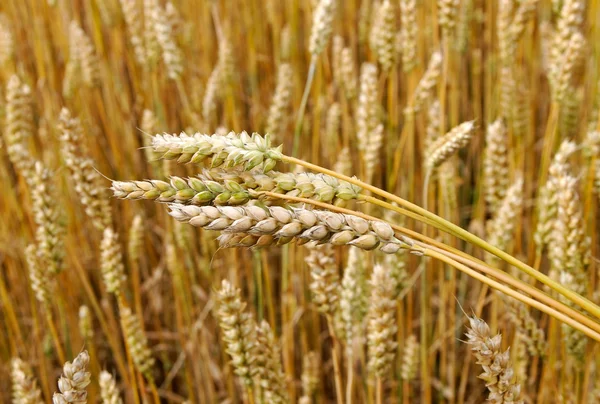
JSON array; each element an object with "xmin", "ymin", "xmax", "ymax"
[{"xmin": 280, "ymin": 155, "xmax": 600, "ymax": 319}]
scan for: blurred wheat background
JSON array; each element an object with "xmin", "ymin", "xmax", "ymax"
[{"xmin": 1, "ymin": 0, "xmax": 600, "ymax": 402}]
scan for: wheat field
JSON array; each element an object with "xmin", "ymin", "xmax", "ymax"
[{"xmin": 1, "ymin": 0, "xmax": 599, "ymax": 403}]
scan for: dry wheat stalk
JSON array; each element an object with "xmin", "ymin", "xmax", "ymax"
[
  {"xmin": 112, "ymin": 168, "xmax": 361, "ymax": 207},
  {"xmin": 464, "ymin": 316, "xmax": 523, "ymax": 403},
  {"xmin": 58, "ymin": 108, "xmax": 112, "ymax": 230},
  {"xmin": 400, "ymin": 0, "xmax": 417, "ymax": 71},
  {"xmin": 266, "ymin": 63, "xmax": 293, "ymax": 139},
  {"xmin": 425, "ymin": 120, "xmax": 476, "ymax": 171},
  {"xmin": 483, "ymin": 119, "xmax": 509, "ymax": 211},
  {"xmin": 118, "ymin": 0, "xmax": 145, "ymax": 64},
  {"xmin": 119, "ymin": 305, "xmax": 155, "ymax": 382},
  {"xmin": 11, "ymin": 358, "xmax": 43, "ymax": 404},
  {"xmin": 309, "ymin": 0, "xmax": 337, "ymax": 56},
  {"xmin": 214, "ymin": 279, "xmax": 259, "ymax": 385},
  {"xmin": 401, "ymin": 334, "xmax": 419, "ymax": 381},
  {"xmin": 31, "ymin": 161, "xmax": 64, "ymax": 274},
  {"xmin": 370, "ymin": 0, "xmax": 396, "ymax": 72},
  {"xmin": 169, "ymin": 204, "xmax": 408, "ymax": 253},
  {"xmin": 367, "ymin": 264, "xmax": 398, "ymax": 378},
  {"xmin": 412, "ymin": 51, "xmax": 443, "ymax": 112},
  {"xmin": 78, "ymin": 305, "xmax": 93, "ymax": 341},
  {"xmin": 100, "ymin": 227, "xmax": 127, "ymax": 295},
  {"xmin": 99, "ymin": 371, "xmax": 123, "ymax": 404},
  {"xmin": 255, "ymin": 320, "xmax": 289, "ymax": 403},
  {"xmin": 52, "ymin": 351, "xmax": 91, "ymax": 404}
]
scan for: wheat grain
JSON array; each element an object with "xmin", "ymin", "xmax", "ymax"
[
  {"xmin": 25, "ymin": 244, "xmax": 53, "ymax": 308},
  {"xmin": 100, "ymin": 227, "xmax": 127, "ymax": 295},
  {"xmin": 69, "ymin": 21, "xmax": 100, "ymax": 87},
  {"xmin": 78, "ymin": 305, "xmax": 93, "ymax": 341},
  {"xmin": 400, "ymin": 0, "xmax": 417, "ymax": 71},
  {"xmin": 483, "ymin": 119, "xmax": 509, "ymax": 211},
  {"xmin": 0, "ymin": 14, "xmax": 13, "ymax": 66},
  {"xmin": 356, "ymin": 63, "xmax": 380, "ymax": 154},
  {"xmin": 118, "ymin": 0, "xmax": 145, "ymax": 64},
  {"xmin": 401, "ymin": 334, "xmax": 419, "ymax": 381},
  {"xmin": 340, "ymin": 247, "xmax": 367, "ymax": 352},
  {"xmin": 370, "ymin": 0, "xmax": 396, "ymax": 72},
  {"xmin": 255, "ymin": 321, "xmax": 289, "ymax": 403},
  {"xmin": 412, "ymin": 51, "xmax": 443, "ymax": 112},
  {"xmin": 151, "ymin": 1, "xmax": 183, "ymax": 79},
  {"xmin": 306, "ymin": 244, "xmax": 340, "ymax": 316}
]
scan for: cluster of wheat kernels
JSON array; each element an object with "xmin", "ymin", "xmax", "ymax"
[{"xmin": 2, "ymin": 0, "xmax": 600, "ymax": 403}]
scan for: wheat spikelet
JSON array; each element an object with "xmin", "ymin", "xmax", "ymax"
[
  {"xmin": 202, "ymin": 65, "xmax": 222, "ymax": 128},
  {"xmin": 0, "ymin": 13, "xmax": 14, "ymax": 66},
  {"xmin": 58, "ymin": 108, "xmax": 112, "ymax": 230},
  {"xmin": 400, "ymin": 0, "xmax": 417, "ymax": 71},
  {"xmin": 255, "ymin": 321, "xmax": 289, "ymax": 403},
  {"xmin": 504, "ymin": 297, "xmax": 546, "ymax": 357},
  {"xmin": 333, "ymin": 147, "xmax": 353, "ymax": 177},
  {"xmin": 464, "ymin": 316, "xmax": 523, "ymax": 403},
  {"xmin": 127, "ymin": 214, "xmax": 144, "ymax": 263},
  {"xmin": 357, "ymin": 62, "xmax": 379, "ymax": 153},
  {"xmin": 143, "ymin": 0, "xmax": 161, "ymax": 67},
  {"xmin": 78, "ymin": 305, "xmax": 93, "ymax": 341},
  {"xmin": 214, "ymin": 280, "xmax": 259, "ymax": 385},
  {"xmin": 455, "ymin": 0, "xmax": 472, "ymax": 51},
  {"xmin": 549, "ymin": 0, "xmax": 585, "ymax": 91},
  {"xmin": 11, "ymin": 357, "xmax": 43, "ymax": 404},
  {"xmin": 112, "ymin": 169, "xmax": 361, "ymax": 207},
  {"xmin": 412, "ymin": 51, "xmax": 443, "ymax": 112},
  {"xmin": 52, "ymin": 351, "xmax": 91, "ymax": 404},
  {"xmin": 364, "ymin": 123, "xmax": 384, "ymax": 184},
  {"xmin": 370, "ymin": 0, "xmax": 396, "ymax": 72},
  {"xmin": 483, "ymin": 119, "xmax": 509, "ymax": 211},
  {"xmin": 438, "ymin": 0, "xmax": 460, "ymax": 41},
  {"xmin": 266, "ymin": 63, "xmax": 293, "ymax": 139},
  {"xmin": 306, "ymin": 244, "xmax": 340, "ymax": 316},
  {"xmin": 558, "ymin": 85, "xmax": 582, "ymax": 138},
  {"xmin": 119, "ymin": 305, "xmax": 155, "ymax": 382},
  {"xmin": 118, "ymin": 0, "xmax": 145, "ymax": 64},
  {"xmin": 425, "ymin": 120, "xmax": 476, "ymax": 171},
  {"xmin": 150, "ymin": 1, "xmax": 183, "ymax": 79},
  {"xmin": 5, "ymin": 75, "xmax": 35, "ymax": 175},
  {"xmin": 100, "ymin": 227, "xmax": 127, "ymax": 295},
  {"xmin": 309, "ymin": 0, "xmax": 336, "ymax": 56},
  {"xmin": 358, "ymin": 0, "xmax": 372, "ymax": 45},
  {"xmin": 170, "ymin": 204, "xmax": 408, "ymax": 254},
  {"xmin": 534, "ymin": 140, "xmax": 576, "ymax": 250},
  {"xmin": 340, "ymin": 47, "xmax": 358, "ymax": 99},
  {"xmin": 485, "ymin": 178, "xmax": 523, "ymax": 267},
  {"xmin": 69, "ymin": 21, "xmax": 100, "ymax": 87},
  {"xmin": 25, "ymin": 244, "xmax": 53, "ymax": 308},
  {"xmin": 550, "ymin": 173, "xmax": 589, "ymax": 281},
  {"xmin": 31, "ymin": 161, "xmax": 64, "ymax": 274},
  {"xmin": 554, "ymin": 30, "xmax": 586, "ymax": 103},
  {"xmin": 99, "ymin": 371, "xmax": 122, "ymax": 404},
  {"xmin": 558, "ymin": 272, "xmax": 588, "ymax": 367},
  {"xmin": 401, "ymin": 334, "xmax": 419, "ymax": 381},
  {"xmin": 332, "ymin": 35, "xmax": 344, "ymax": 85},
  {"xmin": 300, "ymin": 351, "xmax": 320, "ymax": 399},
  {"xmin": 366, "ymin": 264, "xmax": 398, "ymax": 378},
  {"xmin": 150, "ymin": 131, "xmax": 283, "ymax": 171},
  {"xmin": 325, "ymin": 102, "xmax": 341, "ymax": 152},
  {"xmin": 425, "ymin": 100, "xmax": 441, "ymax": 152},
  {"xmin": 382, "ymin": 250, "xmax": 408, "ymax": 299},
  {"xmin": 340, "ymin": 247, "xmax": 367, "ymax": 351}
]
